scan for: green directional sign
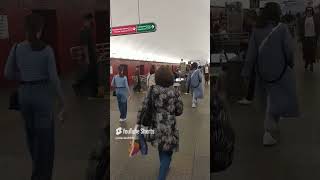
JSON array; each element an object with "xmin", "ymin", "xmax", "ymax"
[
  {"xmin": 110, "ymin": 22, "xmax": 157, "ymax": 36},
  {"xmin": 137, "ymin": 23, "xmax": 157, "ymax": 33}
]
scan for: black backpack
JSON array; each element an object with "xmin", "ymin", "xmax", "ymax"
[
  {"xmin": 86, "ymin": 127, "xmax": 109, "ymax": 180},
  {"xmin": 211, "ymin": 94, "xmax": 235, "ymax": 173}
]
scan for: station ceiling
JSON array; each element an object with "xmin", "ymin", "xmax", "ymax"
[{"xmin": 110, "ymin": 0, "xmax": 210, "ymax": 64}]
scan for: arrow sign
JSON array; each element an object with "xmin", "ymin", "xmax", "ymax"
[
  {"xmin": 111, "ymin": 25, "xmax": 137, "ymax": 36},
  {"xmin": 137, "ymin": 23, "xmax": 157, "ymax": 33},
  {"xmin": 110, "ymin": 22, "xmax": 157, "ymax": 36}
]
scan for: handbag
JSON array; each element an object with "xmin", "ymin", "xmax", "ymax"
[
  {"xmin": 112, "ymin": 76, "xmax": 117, "ymax": 97},
  {"xmin": 129, "ymin": 125, "xmax": 141, "ymax": 157},
  {"xmin": 86, "ymin": 127, "xmax": 108, "ymax": 180},
  {"xmin": 212, "ymin": 94, "xmax": 235, "ymax": 173},
  {"xmin": 139, "ymin": 86, "xmax": 155, "ymax": 127},
  {"xmin": 8, "ymin": 44, "xmax": 20, "ymax": 111}
]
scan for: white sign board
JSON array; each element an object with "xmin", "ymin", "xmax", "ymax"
[{"xmin": 0, "ymin": 15, "xmax": 9, "ymax": 39}]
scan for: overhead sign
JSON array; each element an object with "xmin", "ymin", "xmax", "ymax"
[
  {"xmin": 0, "ymin": 15, "xmax": 9, "ymax": 39},
  {"xmin": 111, "ymin": 22, "xmax": 157, "ymax": 36}
]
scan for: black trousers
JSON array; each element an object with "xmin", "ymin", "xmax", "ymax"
[
  {"xmin": 303, "ymin": 37, "xmax": 317, "ymax": 67},
  {"xmin": 73, "ymin": 63, "xmax": 98, "ymax": 97},
  {"xmin": 246, "ymin": 69, "xmax": 256, "ymax": 101},
  {"xmin": 87, "ymin": 64, "xmax": 98, "ymax": 97}
]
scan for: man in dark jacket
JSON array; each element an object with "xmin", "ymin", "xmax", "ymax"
[
  {"xmin": 133, "ymin": 67, "xmax": 141, "ymax": 92},
  {"xmin": 80, "ymin": 13, "xmax": 99, "ymax": 98}
]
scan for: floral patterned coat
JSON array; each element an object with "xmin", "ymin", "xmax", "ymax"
[{"xmin": 137, "ymin": 85, "xmax": 183, "ymax": 152}]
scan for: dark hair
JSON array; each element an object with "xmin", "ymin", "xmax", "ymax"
[
  {"xmin": 118, "ymin": 65, "xmax": 124, "ymax": 77},
  {"xmin": 155, "ymin": 65, "xmax": 174, "ymax": 87},
  {"xmin": 83, "ymin": 13, "xmax": 94, "ymax": 21},
  {"xmin": 305, "ymin": 7, "xmax": 314, "ymax": 16},
  {"xmin": 150, "ymin": 65, "xmax": 156, "ymax": 75},
  {"xmin": 248, "ymin": 10, "xmax": 258, "ymax": 21},
  {"xmin": 25, "ymin": 13, "xmax": 46, "ymax": 51},
  {"xmin": 256, "ymin": 2, "xmax": 282, "ymax": 28},
  {"xmin": 191, "ymin": 62, "xmax": 198, "ymax": 70}
]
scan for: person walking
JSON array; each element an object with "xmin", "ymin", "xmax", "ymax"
[
  {"xmin": 187, "ymin": 62, "xmax": 204, "ymax": 108},
  {"xmin": 184, "ymin": 65, "xmax": 191, "ymax": 95},
  {"xmin": 147, "ymin": 65, "xmax": 156, "ymax": 89},
  {"xmin": 111, "ymin": 66, "xmax": 131, "ymax": 122},
  {"xmin": 238, "ymin": 11, "xmax": 258, "ymax": 105},
  {"xmin": 4, "ymin": 13, "xmax": 65, "ymax": 180},
  {"xmin": 133, "ymin": 66, "xmax": 141, "ymax": 92},
  {"xmin": 137, "ymin": 65, "xmax": 183, "ymax": 180},
  {"xmin": 242, "ymin": 2, "xmax": 299, "ymax": 146},
  {"xmin": 79, "ymin": 13, "xmax": 99, "ymax": 98},
  {"xmin": 204, "ymin": 64, "xmax": 210, "ymax": 85},
  {"xmin": 298, "ymin": 7, "xmax": 320, "ymax": 72}
]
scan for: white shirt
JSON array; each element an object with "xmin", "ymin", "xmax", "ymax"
[
  {"xmin": 205, "ymin": 66, "xmax": 209, "ymax": 74},
  {"xmin": 305, "ymin": 17, "xmax": 316, "ymax": 37}
]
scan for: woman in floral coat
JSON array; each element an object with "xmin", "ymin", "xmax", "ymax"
[{"xmin": 137, "ymin": 65, "xmax": 183, "ymax": 180}]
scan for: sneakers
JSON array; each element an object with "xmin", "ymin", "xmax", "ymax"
[
  {"xmin": 238, "ymin": 98, "xmax": 252, "ymax": 105},
  {"xmin": 263, "ymin": 132, "xmax": 277, "ymax": 146},
  {"xmin": 192, "ymin": 103, "xmax": 196, "ymax": 108},
  {"xmin": 119, "ymin": 118, "xmax": 127, "ymax": 122}
]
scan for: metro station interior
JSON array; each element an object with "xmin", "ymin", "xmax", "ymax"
[
  {"xmin": 212, "ymin": 0, "xmax": 320, "ymax": 179},
  {"xmin": 2, "ymin": 0, "xmax": 320, "ymax": 179},
  {"xmin": 110, "ymin": 0, "xmax": 210, "ymax": 179},
  {"xmin": 0, "ymin": 1, "xmax": 109, "ymax": 179}
]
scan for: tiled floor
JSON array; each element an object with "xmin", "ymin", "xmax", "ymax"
[
  {"xmin": 110, "ymin": 85, "xmax": 210, "ymax": 180},
  {"xmin": 0, "ymin": 80, "xmax": 106, "ymax": 180},
  {"xmin": 212, "ymin": 41, "xmax": 320, "ymax": 180}
]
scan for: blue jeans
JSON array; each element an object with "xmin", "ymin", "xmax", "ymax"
[
  {"xmin": 116, "ymin": 93, "xmax": 127, "ymax": 119},
  {"xmin": 192, "ymin": 93, "xmax": 198, "ymax": 104},
  {"xmin": 19, "ymin": 84, "xmax": 55, "ymax": 180},
  {"xmin": 158, "ymin": 149, "xmax": 173, "ymax": 180}
]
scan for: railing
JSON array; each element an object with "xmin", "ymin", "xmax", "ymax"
[
  {"xmin": 212, "ymin": 32, "xmax": 249, "ymax": 54},
  {"xmin": 70, "ymin": 46, "xmax": 86, "ymax": 64},
  {"xmin": 70, "ymin": 43, "xmax": 110, "ymax": 88},
  {"xmin": 70, "ymin": 42, "xmax": 109, "ymax": 63},
  {"xmin": 96, "ymin": 43, "xmax": 110, "ymax": 60}
]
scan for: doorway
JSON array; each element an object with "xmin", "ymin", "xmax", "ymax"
[
  {"xmin": 119, "ymin": 64, "xmax": 128, "ymax": 78},
  {"xmin": 139, "ymin": 65, "xmax": 144, "ymax": 75},
  {"xmin": 95, "ymin": 11, "xmax": 109, "ymax": 43},
  {"xmin": 32, "ymin": 9, "xmax": 60, "ymax": 73}
]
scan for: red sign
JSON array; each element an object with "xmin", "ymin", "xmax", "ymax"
[{"xmin": 111, "ymin": 25, "xmax": 137, "ymax": 36}]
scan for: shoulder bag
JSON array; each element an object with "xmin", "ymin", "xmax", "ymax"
[
  {"xmin": 112, "ymin": 76, "xmax": 117, "ymax": 96},
  {"xmin": 139, "ymin": 85, "xmax": 155, "ymax": 127},
  {"xmin": 212, "ymin": 94, "xmax": 235, "ymax": 173}
]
